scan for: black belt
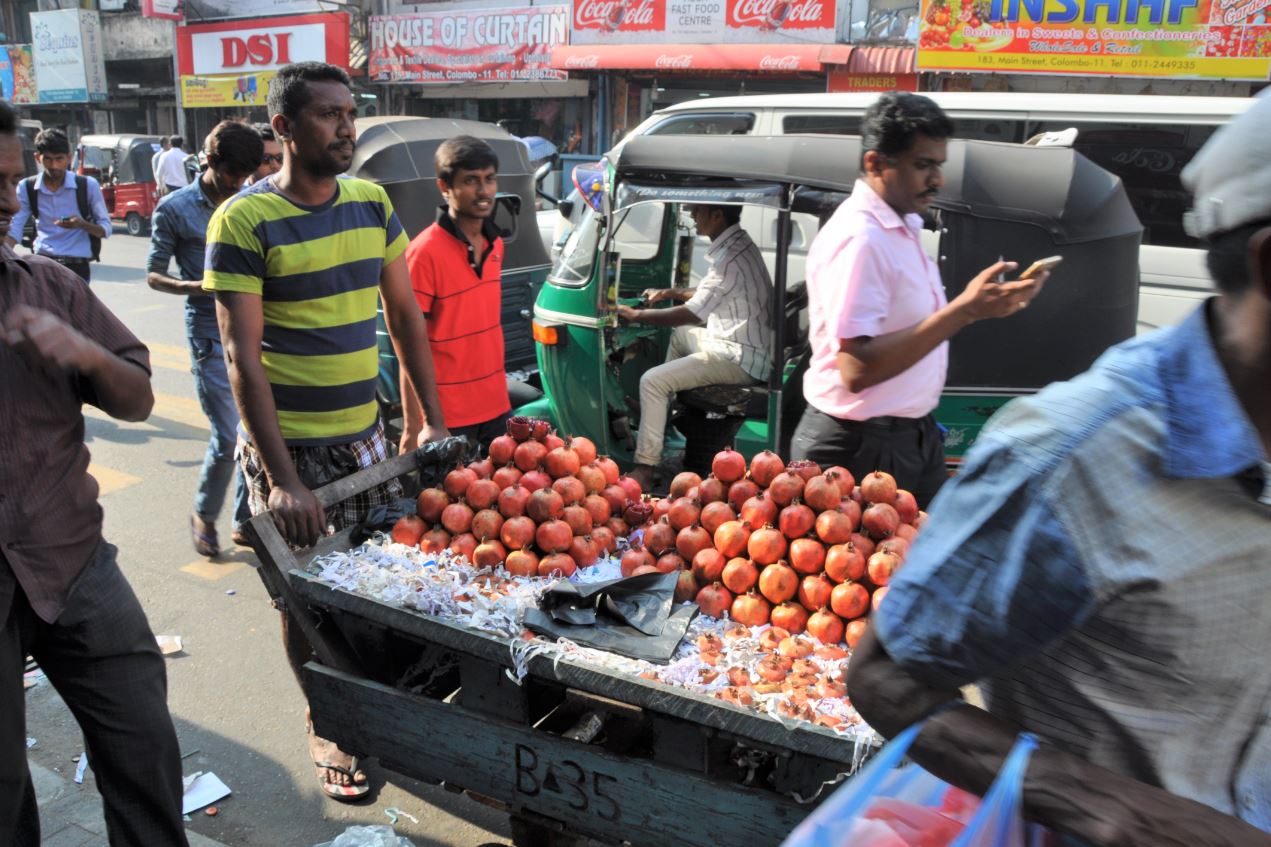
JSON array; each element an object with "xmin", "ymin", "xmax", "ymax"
[
  {"xmin": 43, "ymin": 255, "xmax": 91, "ymax": 266},
  {"xmin": 840, "ymin": 413, "xmax": 933, "ymax": 431}
]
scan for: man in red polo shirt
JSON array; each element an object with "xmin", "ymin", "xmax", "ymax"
[{"xmin": 401, "ymin": 135, "xmax": 510, "ymax": 453}]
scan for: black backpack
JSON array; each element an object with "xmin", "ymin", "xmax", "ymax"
[{"xmin": 21, "ymin": 175, "xmax": 101, "ymax": 262}]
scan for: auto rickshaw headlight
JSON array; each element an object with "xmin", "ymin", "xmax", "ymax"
[{"xmin": 532, "ymin": 322, "xmax": 559, "ymax": 345}]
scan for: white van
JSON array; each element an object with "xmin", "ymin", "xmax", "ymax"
[{"xmin": 627, "ymin": 92, "xmax": 1253, "ymax": 333}]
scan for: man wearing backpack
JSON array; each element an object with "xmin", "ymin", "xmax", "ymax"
[{"xmin": 4, "ymin": 128, "xmax": 109, "ymax": 283}]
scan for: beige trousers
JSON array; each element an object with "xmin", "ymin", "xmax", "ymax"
[{"xmin": 634, "ymin": 326, "xmax": 753, "ymax": 466}]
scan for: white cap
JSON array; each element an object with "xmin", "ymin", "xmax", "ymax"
[{"xmin": 1182, "ymin": 93, "xmax": 1271, "ymax": 239}]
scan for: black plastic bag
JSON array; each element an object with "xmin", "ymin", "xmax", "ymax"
[
  {"xmin": 523, "ymin": 571, "xmax": 699, "ymax": 663},
  {"xmin": 348, "ymin": 498, "xmax": 420, "ymax": 546}
]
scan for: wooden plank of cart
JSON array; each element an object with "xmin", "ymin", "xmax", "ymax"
[{"xmin": 244, "ymin": 444, "xmax": 874, "ymax": 847}]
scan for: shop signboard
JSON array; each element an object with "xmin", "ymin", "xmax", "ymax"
[
  {"xmin": 176, "ymin": 13, "xmax": 349, "ymax": 108},
  {"xmin": 917, "ymin": 0, "xmax": 1271, "ymax": 78},
  {"xmin": 571, "ymin": 0, "xmax": 837, "ymax": 44},
  {"xmin": 142, "ymin": 0, "xmax": 184, "ymax": 22},
  {"xmin": 826, "ymin": 69, "xmax": 919, "ymax": 90},
  {"xmin": 369, "ymin": 6, "xmax": 571, "ymax": 83},
  {"xmin": 184, "ymin": 0, "xmax": 327, "ymax": 20},
  {"xmin": 8, "ymin": 46, "xmax": 36, "ymax": 104},
  {"xmin": 31, "ymin": 9, "xmax": 108, "ymax": 103}
]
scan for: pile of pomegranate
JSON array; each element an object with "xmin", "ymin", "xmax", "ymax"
[{"xmin": 391, "ymin": 418, "xmax": 924, "ymax": 651}]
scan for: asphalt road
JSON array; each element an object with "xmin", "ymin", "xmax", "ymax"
[{"xmin": 22, "ymin": 227, "xmax": 511, "ymax": 847}]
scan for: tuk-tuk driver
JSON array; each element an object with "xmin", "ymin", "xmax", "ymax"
[{"xmin": 614, "ymin": 204, "xmax": 773, "ymax": 491}]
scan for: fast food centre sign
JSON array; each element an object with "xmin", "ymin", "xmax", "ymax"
[
  {"xmin": 176, "ymin": 13, "xmax": 350, "ymax": 108},
  {"xmin": 917, "ymin": 0, "xmax": 1271, "ymax": 78},
  {"xmin": 570, "ymin": 0, "xmax": 838, "ymax": 45}
]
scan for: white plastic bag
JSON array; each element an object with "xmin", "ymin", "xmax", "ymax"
[{"xmin": 312, "ymin": 824, "xmax": 416, "ymax": 847}]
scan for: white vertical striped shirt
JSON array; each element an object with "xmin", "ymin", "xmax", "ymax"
[{"xmin": 683, "ymin": 224, "xmax": 773, "ymax": 381}]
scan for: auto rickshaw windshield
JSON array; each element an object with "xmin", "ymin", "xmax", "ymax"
[{"xmin": 550, "ymin": 205, "xmax": 601, "ymax": 286}]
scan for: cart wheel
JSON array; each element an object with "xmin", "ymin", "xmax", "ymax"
[{"xmin": 125, "ymin": 213, "xmax": 148, "ymax": 237}]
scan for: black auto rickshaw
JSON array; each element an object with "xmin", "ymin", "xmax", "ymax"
[
  {"xmin": 74, "ymin": 134, "xmax": 164, "ymax": 236},
  {"xmin": 347, "ymin": 116, "xmax": 553, "ymax": 435},
  {"xmin": 530, "ymin": 133, "xmax": 1143, "ymax": 474}
]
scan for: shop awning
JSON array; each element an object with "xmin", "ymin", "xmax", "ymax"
[
  {"xmin": 550, "ymin": 44, "xmax": 826, "ymax": 73},
  {"xmin": 846, "ymin": 46, "xmax": 916, "ymax": 74}
]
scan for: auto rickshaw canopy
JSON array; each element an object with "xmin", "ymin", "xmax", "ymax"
[{"xmin": 76, "ymin": 134, "xmax": 164, "ymax": 184}]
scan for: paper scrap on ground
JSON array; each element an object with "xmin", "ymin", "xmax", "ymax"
[
  {"xmin": 74, "ymin": 752, "xmax": 89, "ymax": 784},
  {"xmin": 182, "ymin": 771, "xmax": 231, "ymax": 814},
  {"xmin": 156, "ymin": 635, "xmax": 183, "ymax": 656},
  {"xmin": 26, "ymin": 737, "xmax": 36, "ymax": 748}
]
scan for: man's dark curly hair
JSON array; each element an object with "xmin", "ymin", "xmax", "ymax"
[{"xmin": 860, "ymin": 93, "xmax": 955, "ymax": 166}]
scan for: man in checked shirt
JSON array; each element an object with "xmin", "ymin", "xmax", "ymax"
[{"xmin": 847, "ymin": 96, "xmax": 1271, "ymax": 845}]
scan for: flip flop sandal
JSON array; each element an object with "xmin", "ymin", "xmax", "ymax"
[
  {"xmin": 190, "ymin": 515, "xmax": 219, "ymax": 557},
  {"xmin": 314, "ymin": 759, "xmax": 369, "ymax": 802}
]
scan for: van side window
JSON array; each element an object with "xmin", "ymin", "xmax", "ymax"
[
  {"xmin": 1029, "ymin": 120, "xmax": 1215, "ymax": 249},
  {"xmin": 953, "ymin": 119, "xmax": 1025, "ymax": 144},
  {"xmin": 645, "ymin": 113, "xmax": 755, "ymax": 136},
  {"xmin": 783, "ymin": 114, "xmax": 861, "ymax": 135}
]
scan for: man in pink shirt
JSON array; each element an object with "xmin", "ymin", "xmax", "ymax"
[{"xmin": 792, "ymin": 93, "xmax": 1046, "ymax": 507}]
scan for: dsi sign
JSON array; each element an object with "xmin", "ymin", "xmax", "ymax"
[{"xmin": 31, "ymin": 9, "xmax": 108, "ymax": 104}]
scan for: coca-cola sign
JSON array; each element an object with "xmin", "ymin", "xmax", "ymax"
[
  {"xmin": 727, "ymin": 0, "xmax": 832, "ymax": 29},
  {"xmin": 563, "ymin": 53, "xmax": 601, "ymax": 68},
  {"xmin": 574, "ymin": 0, "xmax": 665, "ymax": 31},
  {"xmin": 654, "ymin": 53, "xmax": 694, "ymax": 68},
  {"xmin": 757, "ymin": 54, "xmax": 803, "ymax": 70}
]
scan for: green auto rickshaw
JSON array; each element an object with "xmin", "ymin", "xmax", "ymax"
[{"xmin": 522, "ymin": 133, "xmax": 1142, "ymax": 477}]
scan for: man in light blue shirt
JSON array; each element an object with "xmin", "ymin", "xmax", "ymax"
[{"xmin": 4, "ymin": 128, "xmax": 110, "ymax": 283}]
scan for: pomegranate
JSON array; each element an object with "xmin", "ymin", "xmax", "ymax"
[
  {"xmin": 514, "ymin": 440, "xmax": 548, "ymax": 472},
  {"xmin": 850, "ymin": 488, "xmax": 864, "ymax": 506},
  {"xmin": 591, "ymin": 525, "xmax": 617, "ymax": 554},
  {"xmin": 529, "ymin": 419, "xmax": 552, "ymax": 442},
  {"xmin": 824, "ymin": 466, "xmax": 855, "ymax": 498},
  {"xmin": 747, "ymin": 526, "xmax": 787, "ymax": 566},
  {"xmin": 711, "ymin": 447, "xmax": 746, "ymax": 484},
  {"xmin": 651, "ymin": 498, "xmax": 672, "ymax": 523},
  {"xmin": 417, "ymin": 525, "xmax": 449, "ymax": 553},
  {"xmin": 872, "ymin": 585, "xmax": 889, "ymax": 611},
  {"xmin": 740, "ymin": 493, "xmax": 778, "ymax": 531},
  {"xmin": 471, "ymin": 509, "xmax": 504, "ymax": 542},
  {"xmin": 489, "ymin": 434, "xmax": 517, "ymax": 465},
  {"xmin": 416, "ymin": 488, "xmax": 450, "ymax": 523},
  {"xmin": 506, "ymin": 415, "xmax": 532, "ymax": 441},
  {"xmin": 802, "ymin": 475, "xmax": 842, "ymax": 512},
  {"xmin": 594, "ymin": 456, "xmax": 620, "ymax": 485},
  {"xmin": 748, "ymin": 450, "xmax": 785, "ymax": 488},
  {"xmin": 670, "ymin": 471, "xmax": 702, "ymax": 499},
  {"xmin": 798, "ymin": 574, "xmax": 834, "ymax": 612},
  {"xmin": 551, "ymin": 475, "xmax": 586, "ymax": 505},
  {"xmin": 860, "ymin": 470, "xmax": 898, "ymax": 504},
  {"xmin": 770, "ymin": 601, "xmax": 808, "ymax": 634},
  {"xmin": 600, "ymin": 484, "xmax": 628, "ymax": 515},
  {"xmin": 667, "ymin": 497, "xmax": 701, "ymax": 531},
  {"xmin": 913, "ymin": 510, "xmax": 929, "ymax": 530},
  {"xmin": 862, "ymin": 502, "xmax": 901, "ymax": 539},
  {"xmin": 441, "ymin": 502, "xmax": 474, "ymax": 535},
  {"xmin": 500, "ymin": 516, "xmax": 536, "ymax": 550},
  {"xmin": 877, "ymin": 536, "xmax": 910, "ymax": 560},
  {"xmin": 778, "ymin": 503, "xmax": 816, "ymax": 539},
  {"xmin": 727, "ymin": 479, "xmax": 761, "ymax": 513},
  {"xmin": 837, "ymin": 497, "xmax": 863, "ymax": 531},
  {"xmin": 445, "ymin": 531, "xmax": 474, "ymax": 560},
  {"xmin": 692, "ymin": 547, "xmax": 727, "ymax": 585},
  {"xmin": 622, "ymin": 498, "xmax": 653, "ymax": 528},
  {"xmin": 830, "ymin": 581, "xmax": 870, "ymax": 620},
  {"xmin": 568, "ymin": 436, "xmax": 597, "ymax": 466},
  {"xmin": 617, "ymin": 475, "xmax": 643, "ymax": 504},
  {"xmin": 577, "ymin": 463, "xmax": 607, "ymax": 494},
  {"xmin": 721, "ymin": 557, "xmax": 759, "ymax": 594},
  {"xmin": 824, "ymin": 542, "xmax": 866, "ymax": 584},
  {"xmin": 789, "ymin": 537, "xmax": 827, "ymax": 576},
  {"xmin": 806, "ymin": 609, "xmax": 845, "ymax": 645},
  {"xmin": 867, "ymin": 551, "xmax": 901, "ymax": 586},
  {"xmin": 562, "ymin": 505, "xmax": 592, "ymax": 536},
  {"xmin": 695, "ymin": 583, "xmax": 733, "ymax": 618},
  {"xmin": 473, "ymin": 539, "xmax": 507, "ymax": 569},
  {"xmin": 756, "ymin": 653, "xmax": 789, "ymax": 683},
  {"xmin": 543, "ymin": 431, "xmax": 565, "ymax": 452},
  {"xmin": 643, "ymin": 517, "xmax": 677, "ymax": 555},
  {"xmin": 655, "ymin": 552, "xmax": 685, "ymax": 573},
  {"xmin": 620, "ymin": 544, "xmax": 656, "ymax": 577},
  {"xmin": 712, "ymin": 520, "xmax": 751, "ymax": 558},
  {"xmin": 466, "ymin": 478, "xmax": 500, "ymax": 511},
  {"xmin": 778, "ymin": 636, "xmax": 814, "ymax": 659},
  {"xmin": 892, "ymin": 489, "xmax": 919, "ymax": 525},
  {"xmin": 444, "ymin": 466, "xmax": 477, "ymax": 498},
  {"xmin": 391, "ymin": 515, "xmax": 425, "ymax": 547},
  {"xmin": 850, "ymin": 532, "xmax": 877, "ymax": 559},
  {"xmin": 544, "ymin": 447, "xmax": 581, "ymax": 479},
  {"xmin": 815, "ymin": 510, "xmax": 853, "ymax": 545},
  {"xmin": 492, "ymin": 464, "xmax": 522, "ymax": 490},
  {"xmin": 767, "ymin": 472, "xmax": 805, "ymax": 507},
  {"xmin": 504, "ymin": 547, "xmax": 539, "ymax": 577},
  {"xmin": 758, "ymin": 561, "xmax": 798, "ymax": 604},
  {"xmin": 674, "ymin": 570, "xmax": 699, "ymax": 603},
  {"xmin": 520, "ymin": 469, "xmax": 552, "ymax": 493},
  {"xmin": 895, "ymin": 523, "xmax": 918, "ymax": 542},
  {"xmin": 759, "ymin": 626, "xmax": 791, "ymax": 652},
  {"xmin": 696, "ymin": 474, "xmax": 727, "ymax": 505},
  {"xmin": 605, "ymin": 516, "xmax": 630, "ymax": 538},
  {"xmin": 845, "ymin": 619, "xmax": 869, "ymax": 648},
  {"xmin": 731, "ymin": 591, "xmax": 771, "ymax": 627},
  {"xmin": 631, "ymin": 564, "xmax": 661, "ymax": 577},
  {"xmin": 676, "ymin": 525, "xmax": 713, "ymax": 561},
  {"xmin": 468, "ymin": 457, "xmax": 493, "ymax": 479},
  {"xmin": 498, "ymin": 484, "xmax": 531, "ymax": 518},
  {"xmin": 699, "ymin": 501, "xmax": 736, "ymax": 535},
  {"xmin": 569, "ymin": 535, "xmax": 599, "ymax": 568},
  {"xmin": 581, "ymin": 493, "xmax": 612, "ymax": 526},
  {"xmin": 526, "ymin": 488, "xmax": 565, "ymax": 523},
  {"xmin": 535, "ymin": 520, "xmax": 573, "ymax": 554},
  {"xmin": 538, "ymin": 552, "xmax": 577, "ymax": 578}
]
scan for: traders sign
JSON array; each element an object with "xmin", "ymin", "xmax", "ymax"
[
  {"xmin": 917, "ymin": 0, "xmax": 1271, "ymax": 78},
  {"xmin": 31, "ymin": 9, "xmax": 108, "ymax": 103},
  {"xmin": 572, "ymin": 0, "xmax": 836, "ymax": 44},
  {"xmin": 176, "ymin": 13, "xmax": 349, "ymax": 108},
  {"xmin": 369, "ymin": 6, "xmax": 570, "ymax": 83}
]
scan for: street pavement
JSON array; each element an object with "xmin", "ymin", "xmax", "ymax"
[{"xmin": 22, "ymin": 227, "xmax": 511, "ymax": 847}]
